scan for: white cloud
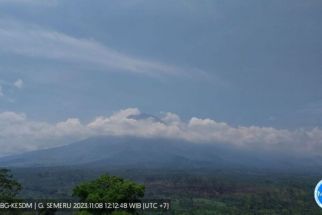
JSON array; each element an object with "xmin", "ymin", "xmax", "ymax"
[
  {"xmin": 0, "ymin": 19, "xmax": 205, "ymax": 78},
  {"xmin": 0, "ymin": 108, "xmax": 322, "ymax": 156},
  {"xmin": 13, "ymin": 79, "xmax": 23, "ymax": 89}
]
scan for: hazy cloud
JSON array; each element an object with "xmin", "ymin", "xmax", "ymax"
[
  {"xmin": 0, "ymin": 108, "xmax": 321, "ymax": 156},
  {"xmin": 0, "ymin": 85, "xmax": 3, "ymax": 97},
  {"xmin": 13, "ymin": 79, "xmax": 23, "ymax": 89},
  {"xmin": 0, "ymin": 19, "xmax": 204, "ymax": 78},
  {"xmin": 0, "ymin": 0, "xmax": 56, "ymax": 6}
]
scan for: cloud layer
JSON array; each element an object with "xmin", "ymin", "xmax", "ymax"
[
  {"xmin": 0, "ymin": 19, "xmax": 199, "ymax": 78},
  {"xmin": 0, "ymin": 108, "xmax": 321, "ymax": 156}
]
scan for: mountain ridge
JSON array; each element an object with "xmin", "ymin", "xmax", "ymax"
[{"xmin": 0, "ymin": 136, "xmax": 321, "ymax": 172}]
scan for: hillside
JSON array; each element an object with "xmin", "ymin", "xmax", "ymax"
[{"xmin": 0, "ymin": 136, "xmax": 321, "ymax": 172}]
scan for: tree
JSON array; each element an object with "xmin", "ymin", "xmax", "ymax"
[
  {"xmin": 0, "ymin": 169, "xmax": 22, "ymax": 215},
  {"xmin": 0, "ymin": 169, "xmax": 22, "ymax": 201},
  {"xmin": 73, "ymin": 174, "xmax": 145, "ymax": 215}
]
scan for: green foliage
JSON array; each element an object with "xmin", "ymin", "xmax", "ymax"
[
  {"xmin": 0, "ymin": 169, "xmax": 22, "ymax": 215},
  {"xmin": 75, "ymin": 212, "xmax": 131, "ymax": 215},
  {"xmin": 9, "ymin": 168, "xmax": 322, "ymax": 214},
  {"xmin": 0, "ymin": 168, "xmax": 22, "ymax": 201},
  {"xmin": 73, "ymin": 174, "xmax": 145, "ymax": 214},
  {"xmin": 111, "ymin": 212, "xmax": 131, "ymax": 215},
  {"xmin": 75, "ymin": 211, "xmax": 92, "ymax": 215}
]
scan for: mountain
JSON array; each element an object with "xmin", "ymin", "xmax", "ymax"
[
  {"xmin": 0, "ymin": 136, "xmax": 321, "ymax": 171},
  {"xmin": 127, "ymin": 113, "xmax": 164, "ymax": 123}
]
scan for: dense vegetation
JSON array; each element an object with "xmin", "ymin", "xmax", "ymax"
[
  {"xmin": 1, "ymin": 167, "xmax": 322, "ymax": 214},
  {"xmin": 0, "ymin": 169, "xmax": 21, "ymax": 201},
  {"xmin": 73, "ymin": 174, "xmax": 145, "ymax": 214}
]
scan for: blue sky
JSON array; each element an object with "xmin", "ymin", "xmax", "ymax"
[{"xmin": 0, "ymin": 0, "xmax": 322, "ymax": 155}]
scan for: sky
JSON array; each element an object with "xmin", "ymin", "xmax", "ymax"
[{"xmin": 0, "ymin": 0, "xmax": 322, "ymax": 155}]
